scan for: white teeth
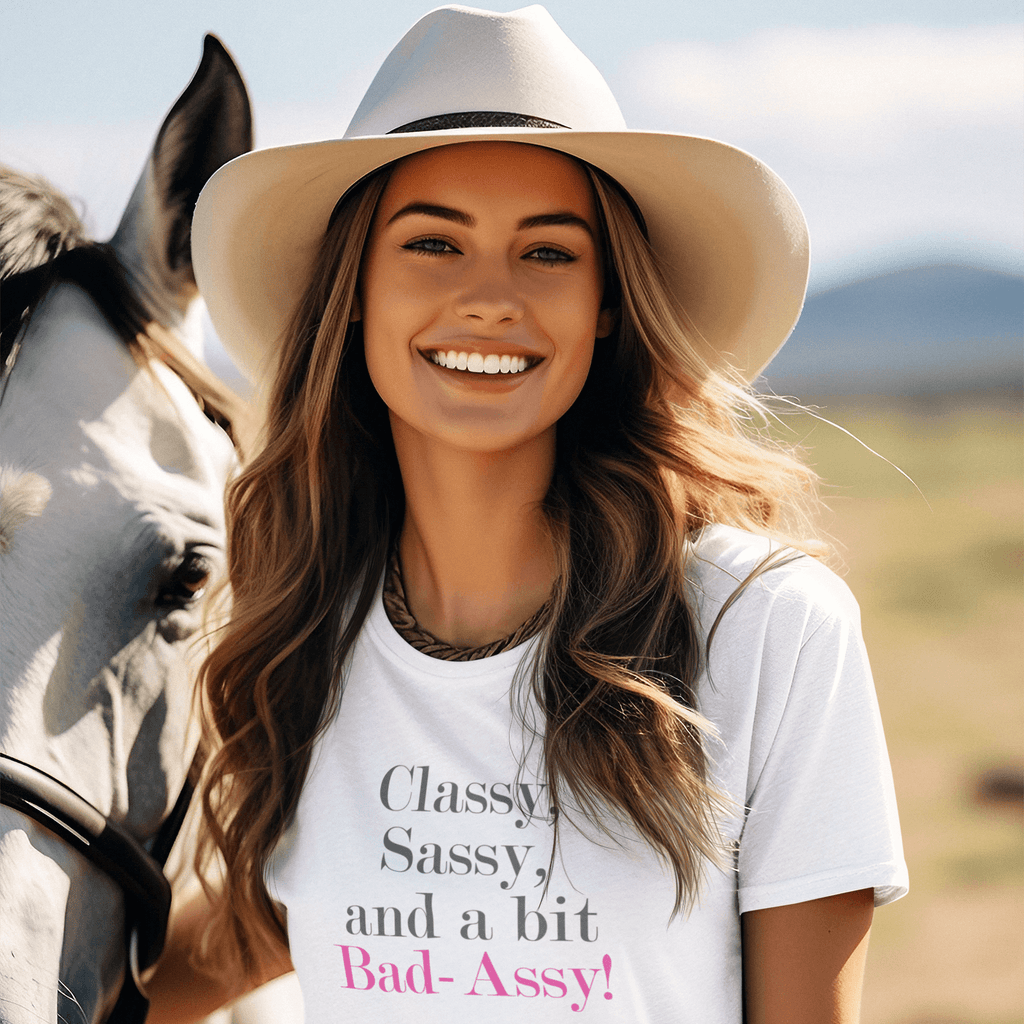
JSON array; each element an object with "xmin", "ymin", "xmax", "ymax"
[{"xmin": 427, "ymin": 351, "xmax": 532, "ymax": 374}]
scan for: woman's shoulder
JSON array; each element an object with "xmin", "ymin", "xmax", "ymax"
[{"xmin": 686, "ymin": 524, "xmax": 860, "ymax": 633}]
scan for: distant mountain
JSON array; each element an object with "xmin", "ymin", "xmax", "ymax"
[{"xmin": 762, "ymin": 265, "xmax": 1023, "ymax": 395}]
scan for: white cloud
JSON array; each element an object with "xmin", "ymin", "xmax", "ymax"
[
  {"xmin": 626, "ymin": 24, "xmax": 1022, "ymax": 147},
  {"xmin": 617, "ymin": 24, "xmax": 1024, "ymax": 284}
]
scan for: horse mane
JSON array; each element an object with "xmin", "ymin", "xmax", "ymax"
[
  {"xmin": 0, "ymin": 165, "xmax": 249, "ymax": 453},
  {"xmin": 0, "ymin": 166, "xmax": 87, "ymax": 276}
]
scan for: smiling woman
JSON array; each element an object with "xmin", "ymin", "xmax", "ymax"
[
  {"xmin": 361, "ymin": 144, "xmax": 611, "ymax": 457},
  {"xmin": 144, "ymin": 7, "xmax": 908, "ymax": 1024}
]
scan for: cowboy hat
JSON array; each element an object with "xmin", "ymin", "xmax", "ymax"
[{"xmin": 192, "ymin": 4, "xmax": 809, "ymax": 384}]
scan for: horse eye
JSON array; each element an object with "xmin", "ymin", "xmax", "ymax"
[{"xmin": 154, "ymin": 551, "xmax": 213, "ymax": 610}]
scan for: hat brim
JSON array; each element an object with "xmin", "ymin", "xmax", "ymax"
[{"xmin": 192, "ymin": 127, "xmax": 809, "ymax": 384}]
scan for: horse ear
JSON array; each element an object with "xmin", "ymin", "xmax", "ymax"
[
  {"xmin": 109, "ymin": 35, "xmax": 253, "ymax": 319},
  {"xmin": 150, "ymin": 35, "xmax": 253, "ymax": 275}
]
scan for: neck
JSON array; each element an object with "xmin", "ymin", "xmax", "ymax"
[{"xmin": 392, "ymin": 417, "xmax": 557, "ymax": 648}]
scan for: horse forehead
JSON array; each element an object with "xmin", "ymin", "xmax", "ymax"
[
  {"xmin": 82, "ymin": 359, "xmax": 235, "ymax": 504},
  {"xmin": 8, "ymin": 283, "xmax": 235, "ymax": 508}
]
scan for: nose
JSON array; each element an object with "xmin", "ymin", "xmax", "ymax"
[{"xmin": 452, "ymin": 256, "xmax": 524, "ymax": 326}]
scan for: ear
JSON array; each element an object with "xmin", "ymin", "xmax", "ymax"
[
  {"xmin": 596, "ymin": 308, "xmax": 616, "ymax": 339},
  {"xmin": 109, "ymin": 35, "xmax": 252, "ymax": 330}
]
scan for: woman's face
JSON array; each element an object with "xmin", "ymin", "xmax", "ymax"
[{"xmin": 359, "ymin": 142, "xmax": 613, "ymax": 455}]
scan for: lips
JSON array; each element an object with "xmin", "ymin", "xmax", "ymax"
[{"xmin": 424, "ymin": 349, "xmax": 540, "ymax": 374}]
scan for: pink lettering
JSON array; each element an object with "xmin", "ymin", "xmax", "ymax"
[
  {"xmin": 466, "ymin": 952, "xmax": 512, "ymax": 996},
  {"xmin": 335, "ymin": 945, "xmax": 374, "ymax": 991},
  {"xmin": 334, "ymin": 945, "xmax": 440, "ymax": 994},
  {"xmin": 407, "ymin": 950, "xmax": 439, "ymax": 994},
  {"xmin": 514, "ymin": 967, "xmax": 540, "ymax": 997},
  {"xmin": 378, "ymin": 962, "xmax": 404, "ymax": 993},
  {"xmin": 541, "ymin": 967, "xmax": 567, "ymax": 998},
  {"xmin": 569, "ymin": 968, "xmax": 599, "ymax": 1011}
]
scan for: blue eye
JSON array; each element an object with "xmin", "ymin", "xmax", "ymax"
[
  {"xmin": 527, "ymin": 247, "xmax": 575, "ymax": 264},
  {"xmin": 404, "ymin": 237, "xmax": 459, "ymax": 255}
]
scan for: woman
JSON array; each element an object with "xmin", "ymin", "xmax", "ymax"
[{"xmin": 147, "ymin": 7, "xmax": 907, "ymax": 1022}]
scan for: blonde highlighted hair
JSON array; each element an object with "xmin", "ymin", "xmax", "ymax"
[{"xmin": 196, "ymin": 151, "xmax": 821, "ymax": 973}]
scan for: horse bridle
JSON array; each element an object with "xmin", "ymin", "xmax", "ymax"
[{"xmin": 0, "ymin": 751, "xmax": 196, "ymax": 1023}]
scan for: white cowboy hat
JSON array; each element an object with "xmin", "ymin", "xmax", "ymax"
[{"xmin": 192, "ymin": 4, "xmax": 809, "ymax": 384}]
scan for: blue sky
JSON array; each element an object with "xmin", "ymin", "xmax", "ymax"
[{"xmin": 3, "ymin": 0, "xmax": 1022, "ymax": 291}]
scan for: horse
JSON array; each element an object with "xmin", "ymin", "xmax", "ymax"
[{"xmin": 0, "ymin": 36, "xmax": 293, "ymax": 1024}]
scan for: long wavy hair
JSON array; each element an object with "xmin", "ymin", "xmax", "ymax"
[{"xmin": 196, "ymin": 153, "xmax": 821, "ymax": 973}]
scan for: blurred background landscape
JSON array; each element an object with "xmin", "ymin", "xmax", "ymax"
[
  {"xmin": 763, "ymin": 269, "xmax": 1022, "ymax": 1024},
  {"xmin": 2, "ymin": 0, "xmax": 1021, "ymax": 1019}
]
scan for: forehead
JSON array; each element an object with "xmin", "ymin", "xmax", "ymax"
[{"xmin": 379, "ymin": 142, "xmax": 598, "ymax": 220}]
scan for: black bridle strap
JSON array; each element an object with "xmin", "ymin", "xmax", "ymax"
[
  {"xmin": 148, "ymin": 761, "xmax": 196, "ymax": 869},
  {"xmin": 0, "ymin": 752, "xmax": 175, "ymax": 973}
]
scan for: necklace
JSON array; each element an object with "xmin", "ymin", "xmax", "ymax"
[{"xmin": 382, "ymin": 549, "xmax": 549, "ymax": 661}]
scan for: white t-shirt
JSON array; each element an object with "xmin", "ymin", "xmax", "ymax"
[{"xmin": 268, "ymin": 526, "xmax": 908, "ymax": 1022}]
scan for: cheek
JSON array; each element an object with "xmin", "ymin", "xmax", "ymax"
[
  {"xmin": 360, "ymin": 300, "xmax": 404, "ymax": 414},
  {"xmin": 548, "ymin": 332, "xmax": 596, "ymax": 421},
  {"xmin": 360, "ymin": 267, "xmax": 414, "ymax": 403},
  {"xmin": 362, "ymin": 322, "xmax": 414, "ymax": 421},
  {"xmin": 358, "ymin": 293, "xmax": 385, "ymax": 381},
  {"xmin": 548, "ymin": 290, "xmax": 601, "ymax": 389},
  {"xmin": 362, "ymin": 328, "xmax": 389, "ymax": 402}
]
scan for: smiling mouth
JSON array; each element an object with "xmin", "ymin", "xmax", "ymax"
[{"xmin": 424, "ymin": 350, "xmax": 540, "ymax": 374}]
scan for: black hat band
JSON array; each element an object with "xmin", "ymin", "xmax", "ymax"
[{"xmin": 389, "ymin": 111, "xmax": 569, "ymax": 133}]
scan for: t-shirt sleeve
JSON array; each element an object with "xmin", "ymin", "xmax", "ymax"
[{"xmin": 706, "ymin": 560, "xmax": 909, "ymax": 915}]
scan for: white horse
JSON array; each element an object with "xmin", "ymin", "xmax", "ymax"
[{"xmin": 0, "ymin": 38, "xmax": 300, "ymax": 1024}]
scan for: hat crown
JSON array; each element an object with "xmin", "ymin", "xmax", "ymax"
[{"xmin": 345, "ymin": 5, "xmax": 626, "ymax": 138}]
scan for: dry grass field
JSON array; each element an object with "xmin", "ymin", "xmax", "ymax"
[{"xmin": 774, "ymin": 394, "xmax": 1023, "ymax": 1024}]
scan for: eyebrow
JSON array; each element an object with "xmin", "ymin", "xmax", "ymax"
[
  {"xmin": 517, "ymin": 212, "xmax": 594, "ymax": 238},
  {"xmin": 386, "ymin": 203, "xmax": 594, "ymax": 238},
  {"xmin": 387, "ymin": 202, "xmax": 474, "ymax": 227}
]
